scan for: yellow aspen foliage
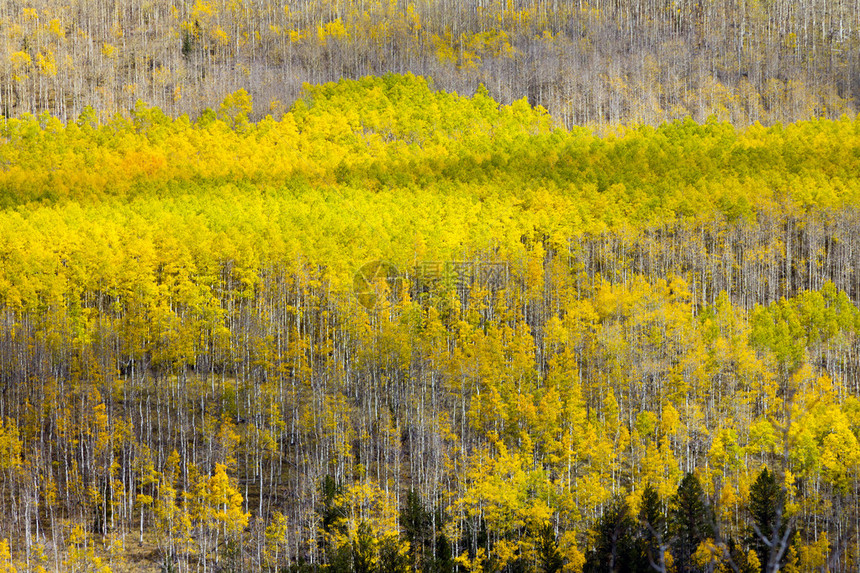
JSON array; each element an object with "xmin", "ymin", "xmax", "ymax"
[
  {"xmin": 9, "ymin": 52, "xmax": 31, "ymax": 82},
  {"xmin": 317, "ymin": 18, "xmax": 349, "ymax": 43},
  {"xmin": 0, "ymin": 539, "xmax": 14, "ymax": 573},
  {"xmin": 745, "ymin": 549, "xmax": 761, "ymax": 573},
  {"xmin": 65, "ymin": 525, "xmax": 112, "ymax": 573},
  {"xmin": 559, "ymin": 530, "xmax": 585, "ymax": 572},
  {"xmin": 218, "ymin": 89, "xmax": 253, "ymax": 129},
  {"xmin": 0, "ymin": 420, "xmax": 22, "ymax": 470},
  {"xmin": 455, "ymin": 548, "xmax": 486, "ymax": 572},
  {"xmin": 717, "ymin": 479, "xmax": 738, "ymax": 523},
  {"xmin": 782, "ymin": 534, "xmax": 801, "ymax": 573},
  {"xmin": 800, "ymin": 534, "xmax": 829, "ymax": 571},
  {"xmin": 263, "ymin": 512, "xmax": 290, "ymax": 569},
  {"xmin": 101, "ymin": 44, "xmax": 117, "ymax": 59},
  {"xmin": 153, "ymin": 482, "xmax": 191, "ymax": 554},
  {"xmin": 490, "ymin": 539, "xmax": 519, "ymax": 570},
  {"xmin": 216, "ymin": 415, "xmax": 242, "ymax": 468},
  {"xmin": 432, "ymin": 34, "xmax": 458, "ymax": 64},
  {"xmin": 35, "ymin": 51, "xmax": 58, "ymax": 76},
  {"xmin": 820, "ymin": 416, "xmax": 860, "ymax": 491},
  {"xmin": 91, "ymin": 403, "xmax": 111, "ymax": 456},
  {"xmin": 47, "ymin": 18, "xmax": 65, "ymax": 39},
  {"xmin": 708, "ymin": 428, "xmax": 742, "ymax": 478},
  {"xmin": 660, "ymin": 401, "xmax": 681, "ymax": 437},
  {"xmin": 202, "ymin": 463, "xmax": 250, "ymax": 534},
  {"xmin": 342, "ymin": 480, "xmax": 401, "ymax": 536},
  {"xmin": 747, "ymin": 417, "xmax": 778, "ymax": 457},
  {"xmin": 214, "ymin": 27, "xmax": 230, "ymax": 46},
  {"xmin": 693, "ymin": 539, "xmax": 724, "ymax": 570}
]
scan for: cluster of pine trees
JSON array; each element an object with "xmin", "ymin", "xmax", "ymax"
[
  {"xmin": 2, "ymin": 0, "xmax": 859, "ymax": 127},
  {"xmin": 0, "ymin": 75, "xmax": 860, "ymax": 571}
]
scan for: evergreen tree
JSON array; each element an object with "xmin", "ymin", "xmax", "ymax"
[
  {"xmin": 353, "ymin": 521, "xmax": 376, "ymax": 573},
  {"xmin": 747, "ymin": 467, "xmax": 789, "ymax": 572},
  {"xmin": 638, "ymin": 484, "xmax": 666, "ymax": 571},
  {"xmin": 429, "ymin": 533, "xmax": 454, "ymax": 573},
  {"xmin": 321, "ymin": 475, "xmax": 346, "ymax": 534},
  {"xmin": 399, "ymin": 490, "xmax": 430, "ymax": 568},
  {"xmin": 537, "ymin": 523, "xmax": 564, "ymax": 573},
  {"xmin": 330, "ymin": 543, "xmax": 354, "ymax": 573},
  {"xmin": 584, "ymin": 499, "xmax": 645, "ymax": 573},
  {"xmin": 320, "ymin": 475, "xmax": 348, "ymax": 566},
  {"xmin": 378, "ymin": 534, "xmax": 410, "ymax": 573},
  {"xmin": 669, "ymin": 473, "xmax": 714, "ymax": 573}
]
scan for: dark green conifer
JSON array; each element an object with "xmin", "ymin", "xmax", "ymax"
[
  {"xmin": 669, "ymin": 473, "xmax": 714, "ymax": 573},
  {"xmin": 748, "ymin": 467, "xmax": 789, "ymax": 572},
  {"xmin": 537, "ymin": 523, "xmax": 564, "ymax": 573}
]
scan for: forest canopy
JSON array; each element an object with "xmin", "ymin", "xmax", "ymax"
[{"xmin": 1, "ymin": 73, "xmax": 860, "ymax": 571}]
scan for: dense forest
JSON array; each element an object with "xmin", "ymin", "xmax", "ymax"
[
  {"xmin": 2, "ymin": 0, "xmax": 860, "ymax": 127},
  {"xmin": 4, "ymin": 0, "xmax": 860, "ymax": 571},
  {"xmin": 0, "ymin": 73, "xmax": 860, "ymax": 571}
]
